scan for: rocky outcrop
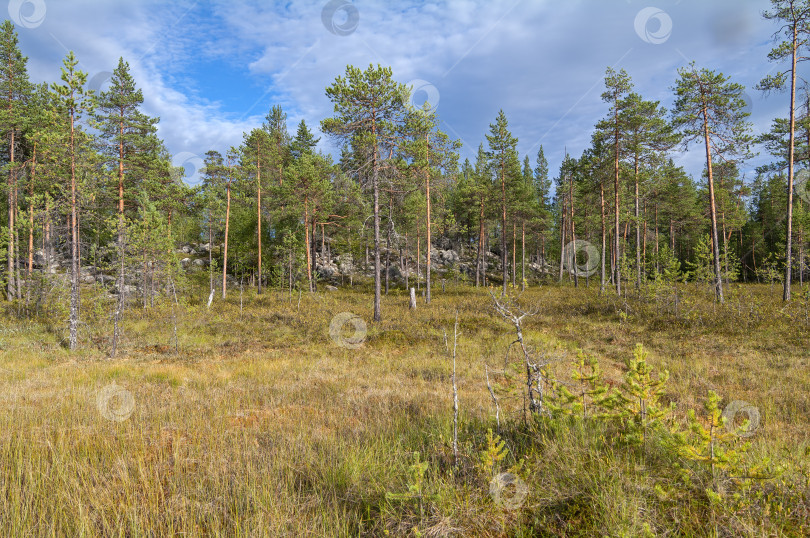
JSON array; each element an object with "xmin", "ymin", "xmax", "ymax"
[{"xmin": 19, "ymin": 238, "xmax": 555, "ymax": 297}]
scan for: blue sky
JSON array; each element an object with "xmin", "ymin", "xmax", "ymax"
[{"xmin": 9, "ymin": 0, "xmax": 804, "ymax": 186}]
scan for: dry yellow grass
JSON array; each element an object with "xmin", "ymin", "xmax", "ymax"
[{"xmin": 0, "ymin": 281, "xmax": 807, "ymax": 536}]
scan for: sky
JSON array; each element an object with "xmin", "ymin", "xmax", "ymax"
[{"xmin": 8, "ymin": 0, "xmax": 806, "ymax": 186}]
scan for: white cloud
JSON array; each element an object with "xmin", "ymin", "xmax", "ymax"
[{"xmin": 10, "ymin": 0, "xmax": 791, "ymax": 185}]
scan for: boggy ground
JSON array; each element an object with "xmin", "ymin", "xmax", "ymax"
[{"xmin": 0, "ymin": 280, "xmax": 808, "ymax": 536}]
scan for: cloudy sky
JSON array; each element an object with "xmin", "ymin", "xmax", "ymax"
[{"xmin": 9, "ymin": 0, "xmax": 804, "ymax": 185}]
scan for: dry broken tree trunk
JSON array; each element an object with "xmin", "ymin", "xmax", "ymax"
[
  {"xmin": 443, "ymin": 312, "xmax": 459, "ymax": 465},
  {"xmin": 490, "ymin": 291, "xmax": 548, "ymax": 420}
]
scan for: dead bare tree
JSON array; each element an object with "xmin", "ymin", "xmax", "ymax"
[
  {"xmin": 489, "ymin": 291, "xmax": 548, "ymax": 419},
  {"xmin": 443, "ymin": 311, "xmax": 460, "ymax": 465}
]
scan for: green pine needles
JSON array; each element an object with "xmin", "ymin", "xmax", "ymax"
[
  {"xmin": 548, "ymin": 343, "xmax": 770, "ymax": 499},
  {"xmin": 603, "ymin": 343, "xmax": 671, "ymax": 449}
]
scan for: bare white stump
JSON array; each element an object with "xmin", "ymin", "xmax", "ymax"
[{"xmin": 409, "ymin": 287, "xmax": 417, "ymax": 309}]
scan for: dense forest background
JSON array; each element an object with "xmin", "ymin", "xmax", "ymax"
[{"xmin": 1, "ymin": 2, "xmax": 809, "ymax": 344}]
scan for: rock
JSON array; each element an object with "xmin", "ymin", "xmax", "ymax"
[
  {"xmin": 112, "ymin": 284, "xmax": 138, "ymax": 295},
  {"xmin": 32, "ymin": 249, "xmax": 46, "ymax": 268},
  {"xmin": 316, "ymin": 263, "xmax": 338, "ymax": 278},
  {"xmin": 337, "ymin": 254, "xmax": 354, "ymax": 275},
  {"xmin": 81, "ymin": 274, "xmax": 96, "ymax": 284},
  {"xmin": 435, "ymin": 237, "xmax": 452, "ymax": 250},
  {"xmin": 33, "ymin": 249, "xmax": 63, "ymax": 273},
  {"xmin": 192, "ymin": 258, "xmax": 206, "ymax": 267},
  {"xmin": 386, "ymin": 264, "xmax": 401, "ymax": 280},
  {"xmin": 325, "ymin": 285, "xmax": 338, "ymax": 291},
  {"xmin": 180, "ymin": 258, "xmax": 191, "ymax": 268},
  {"xmin": 441, "ymin": 249, "xmax": 459, "ymax": 263},
  {"xmin": 431, "ymin": 249, "xmax": 459, "ymax": 265},
  {"xmin": 181, "ymin": 245, "xmax": 193, "ymax": 254},
  {"xmin": 199, "ymin": 243, "xmax": 211, "ymax": 253},
  {"xmin": 96, "ymin": 274, "xmax": 116, "ymax": 286},
  {"xmin": 529, "ymin": 261, "xmax": 554, "ymax": 274}
]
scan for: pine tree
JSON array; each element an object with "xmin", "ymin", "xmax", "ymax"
[
  {"xmin": 94, "ymin": 57, "xmax": 158, "ymax": 223},
  {"xmin": 240, "ymin": 127, "xmax": 273, "ymax": 293},
  {"xmin": 0, "ymin": 20, "xmax": 32, "ymax": 301},
  {"xmin": 283, "ymin": 152, "xmax": 334, "ymax": 292},
  {"xmin": 321, "ymin": 64, "xmax": 408, "ymax": 321},
  {"xmin": 290, "ymin": 119, "xmax": 319, "ymax": 160},
  {"xmin": 533, "ymin": 145, "xmax": 551, "ymax": 274},
  {"xmin": 221, "ymin": 148, "xmax": 237, "ymax": 298},
  {"xmin": 580, "ymin": 135, "xmax": 612, "ymax": 293},
  {"xmin": 556, "ymin": 153, "xmax": 580, "ymax": 285},
  {"xmin": 94, "ymin": 57, "xmax": 159, "ymax": 327},
  {"xmin": 672, "ymin": 63, "xmax": 752, "ymax": 303},
  {"xmin": 263, "ymin": 105, "xmax": 290, "ymax": 187},
  {"xmin": 485, "ymin": 110, "xmax": 519, "ymax": 296},
  {"xmin": 200, "ymin": 150, "xmax": 227, "ymax": 294},
  {"xmin": 622, "ymin": 92, "xmax": 678, "ymax": 288},
  {"xmin": 51, "ymin": 52, "xmax": 93, "ymax": 350},
  {"xmin": 400, "ymin": 102, "xmax": 459, "ymax": 303},
  {"xmin": 21, "ymin": 83, "xmax": 57, "ymax": 306},
  {"xmin": 602, "ymin": 343, "xmax": 671, "ymax": 450},
  {"xmin": 473, "ymin": 144, "xmax": 493, "ymax": 287},
  {"xmin": 598, "ymin": 67, "xmax": 634, "ymax": 294},
  {"xmin": 548, "ymin": 351, "xmax": 608, "ymax": 419},
  {"xmin": 519, "ymin": 155, "xmax": 534, "ymax": 290},
  {"xmin": 759, "ymin": 0, "xmax": 810, "ymax": 300}
]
